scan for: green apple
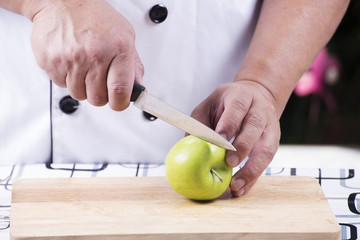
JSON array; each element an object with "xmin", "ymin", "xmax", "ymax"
[{"xmin": 165, "ymin": 135, "xmax": 233, "ymax": 201}]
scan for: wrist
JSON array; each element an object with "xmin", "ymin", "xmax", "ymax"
[{"xmin": 20, "ymin": 0, "xmax": 48, "ymax": 21}]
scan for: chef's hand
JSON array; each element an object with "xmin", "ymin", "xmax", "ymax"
[
  {"xmin": 29, "ymin": 0, "xmax": 144, "ymax": 110},
  {"xmin": 191, "ymin": 0, "xmax": 349, "ymax": 197},
  {"xmin": 191, "ymin": 80, "xmax": 281, "ymax": 197}
]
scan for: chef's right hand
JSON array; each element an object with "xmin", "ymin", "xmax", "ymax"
[{"xmin": 27, "ymin": 0, "xmax": 144, "ymax": 111}]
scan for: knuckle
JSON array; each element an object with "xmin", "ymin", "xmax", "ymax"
[
  {"xmin": 235, "ymin": 137, "xmax": 252, "ymax": 153},
  {"xmin": 71, "ymin": 48, "xmax": 84, "ymax": 62},
  {"xmin": 113, "ymin": 38, "xmax": 133, "ymax": 55},
  {"xmin": 246, "ymin": 164, "xmax": 264, "ymax": 179},
  {"xmin": 87, "ymin": 47, "xmax": 104, "ymax": 64},
  {"xmin": 261, "ymin": 145, "xmax": 277, "ymax": 163},
  {"xmin": 109, "ymin": 83, "xmax": 130, "ymax": 97},
  {"xmin": 225, "ymin": 113, "xmax": 241, "ymax": 134},
  {"xmin": 231, "ymin": 98, "xmax": 248, "ymax": 114},
  {"xmin": 88, "ymin": 94, "xmax": 108, "ymax": 106},
  {"xmin": 49, "ymin": 54, "xmax": 62, "ymax": 67},
  {"xmin": 246, "ymin": 113, "xmax": 265, "ymax": 130}
]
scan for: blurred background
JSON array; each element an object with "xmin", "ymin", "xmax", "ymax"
[{"xmin": 280, "ymin": 1, "xmax": 360, "ymax": 145}]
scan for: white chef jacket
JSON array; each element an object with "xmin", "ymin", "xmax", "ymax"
[{"xmin": 0, "ymin": 0, "xmax": 261, "ymax": 165}]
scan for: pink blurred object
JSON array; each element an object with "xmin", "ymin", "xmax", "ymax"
[
  {"xmin": 295, "ymin": 49, "xmax": 340, "ymax": 96},
  {"xmin": 294, "ymin": 48, "xmax": 341, "ymax": 122}
]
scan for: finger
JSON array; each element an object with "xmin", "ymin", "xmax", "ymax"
[
  {"xmin": 230, "ymin": 120, "xmax": 280, "ymax": 197},
  {"xmin": 134, "ymin": 50, "xmax": 144, "ymax": 84},
  {"xmin": 46, "ymin": 55, "xmax": 68, "ymax": 88},
  {"xmin": 214, "ymin": 94, "xmax": 251, "ymax": 141},
  {"xmin": 107, "ymin": 48, "xmax": 135, "ymax": 111},
  {"xmin": 48, "ymin": 71, "xmax": 67, "ymax": 88},
  {"xmin": 63, "ymin": 48, "xmax": 88, "ymax": 100},
  {"xmin": 226, "ymin": 103, "xmax": 268, "ymax": 168},
  {"xmin": 66, "ymin": 63, "xmax": 87, "ymax": 101},
  {"xmin": 85, "ymin": 62, "xmax": 108, "ymax": 107}
]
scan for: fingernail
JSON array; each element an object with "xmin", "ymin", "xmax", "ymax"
[
  {"xmin": 219, "ymin": 133, "xmax": 228, "ymax": 140},
  {"xmin": 233, "ymin": 188, "xmax": 246, "ymax": 197},
  {"xmin": 226, "ymin": 154, "xmax": 239, "ymax": 167},
  {"xmin": 232, "ymin": 178, "xmax": 246, "ymax": 191}
]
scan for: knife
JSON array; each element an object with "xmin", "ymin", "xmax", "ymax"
[{"xmin": 130, "ymin": 82, "xmax": 236, "ymax": 151}]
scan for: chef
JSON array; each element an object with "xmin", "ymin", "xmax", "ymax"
[{"xmin": 0, "ymin": 0, "xmax": 349, "ymax": 196}]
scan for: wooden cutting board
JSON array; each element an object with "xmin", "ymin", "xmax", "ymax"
[{"xmin": 10, "ymin": 176, "xmax": 340, "ymax": 240}]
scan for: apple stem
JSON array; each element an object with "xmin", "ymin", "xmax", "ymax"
[{"xmin": 211, "ymin": 168, "xmax": 223, "ymax": 182}]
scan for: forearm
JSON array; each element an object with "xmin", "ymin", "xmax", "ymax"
[
  {"xmin": 0, "ymin": 0, "xmax": 49, "ymax": 20},
  {"xmin": 236, "ymin": 0, "xmax": 349, "ymax": 116}
]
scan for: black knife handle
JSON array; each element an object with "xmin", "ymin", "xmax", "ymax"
[{"xmin": 130, "ymin": 82, "xmax": 146, "ymax": 102}]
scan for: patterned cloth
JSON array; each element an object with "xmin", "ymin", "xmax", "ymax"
[{"xmin": 0, "ymin": 163, "xmax": 359, "ymax": 239}]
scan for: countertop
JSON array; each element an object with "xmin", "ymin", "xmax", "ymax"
[{"xmin": 1, "ymin": 145, "xmax": 359, "ymax": 239}]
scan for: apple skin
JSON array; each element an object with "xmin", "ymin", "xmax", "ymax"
[{"xmin": 165, "ymin": 135, "xmax": 233, "ymax": 201}]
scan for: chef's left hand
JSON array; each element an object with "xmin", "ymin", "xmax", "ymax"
[{"xmin": 191, "ymin": 80, "xmax": 281, "ymax": 197}]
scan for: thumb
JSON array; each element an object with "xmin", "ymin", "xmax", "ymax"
[{"xmin": 134, "ymin": 51, "xmax": 144, "ymax": 84}]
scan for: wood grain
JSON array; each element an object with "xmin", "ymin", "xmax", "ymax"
[{"xmin": 10, "ymin": 176, "xmax": 340, "ymax": 240}]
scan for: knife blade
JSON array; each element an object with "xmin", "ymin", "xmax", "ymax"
[{"xmin": 130, "ymin": 82, "xmax": 236, "ymax": 151}]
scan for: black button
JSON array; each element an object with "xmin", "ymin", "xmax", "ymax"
[
  {"xmin": 59, "ymin": 96, "xmax": 79, "ymax": 114},
  {"xmin": 143, "ymin": 111, "xmax": 157, "ymax": 121},
  {"xmin": 149, "ymin": 4, "xmax": 168, "ymax": 23}
]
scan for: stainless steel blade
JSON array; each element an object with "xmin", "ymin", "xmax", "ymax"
[{"xmin": 133, "ymin": 91, "xmax": 236, "ymax": 151}]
